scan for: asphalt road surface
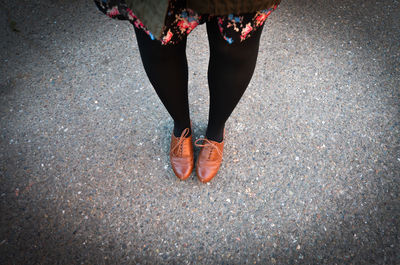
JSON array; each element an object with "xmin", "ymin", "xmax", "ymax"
[{"xmin": 0, "ymin": 0, "xmax": 399, "ymax": 264}]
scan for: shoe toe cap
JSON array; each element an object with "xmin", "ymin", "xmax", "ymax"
[
  {"xmin": 171, "ymin": 157, "xmax": 193, "ymax": 180},
  {"xmin": 196, "ymin": 163, "xmax": 219, "ymax": 183}
]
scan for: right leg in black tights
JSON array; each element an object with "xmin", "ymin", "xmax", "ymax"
[
  {"xmin": 205, "ymin": 18, "xmax": 264, "ymax": 142},
  {"xmin": 133, "ymin": 26, "xmax": 191, "ymax": 137}
]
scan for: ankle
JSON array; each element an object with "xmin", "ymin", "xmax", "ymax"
[
  {"xmin": 173, "ymin": 122, "xmax": 192, "ymax": 138},
  {"xmin": 205, "ymin": 127, "xmax": 224, "ymax": 143}
]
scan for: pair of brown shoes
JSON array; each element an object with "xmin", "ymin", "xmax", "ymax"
[{"xmin": 169, "ymin": 126, "xmax": 224, "ymax": 183}]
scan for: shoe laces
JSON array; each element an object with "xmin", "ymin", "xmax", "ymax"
[
  {"xmin": 170, "ymin": 128, "xmax": 190, "ymax": 156},
  {"xmin": 194, "ymin": 138, "xmax": 223, "ymax": 159}
]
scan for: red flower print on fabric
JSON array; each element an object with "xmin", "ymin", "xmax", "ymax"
[{"xmin": 94, "ymin": 0, "xmax": 279, "ymax": 45}]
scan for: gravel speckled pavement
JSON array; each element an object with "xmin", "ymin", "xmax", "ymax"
[{"xmin": 1, "ymin": 0, "xmax": 399, "ymax": 264}]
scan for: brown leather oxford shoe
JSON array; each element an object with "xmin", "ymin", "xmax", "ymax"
[
  {"xmin": 169, "ymin": 127, "xmax": 194, "ymax": 180},
  {"xmin": 194, "ymin": 135, "xmax": 224, "ymax": 183}
]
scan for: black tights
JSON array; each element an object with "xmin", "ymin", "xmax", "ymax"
[{"xmin": 134, "ymin": 18, "xmax": 264, "ymax": 142}]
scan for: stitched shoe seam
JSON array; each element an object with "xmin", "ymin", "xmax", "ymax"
[{"xmin": 208, "ymin": 148, "xmax": 213, "ymax": 159}]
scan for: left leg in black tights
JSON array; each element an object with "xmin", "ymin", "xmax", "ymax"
[
  {"xmin": 205, "ymin": 18, "xmax": 265, "ymax": 142},
  {"xmin": 133, "ymin": 26, "xmax": 191, "ymax": 137}
]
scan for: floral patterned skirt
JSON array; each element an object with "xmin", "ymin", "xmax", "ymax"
[{"xmin": 94, "ymin": 0, "xmax": 278, "ymax": 45}]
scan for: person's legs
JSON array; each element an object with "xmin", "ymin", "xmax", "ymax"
[
  {"xmin": 133, "ymin": 26, "xmax": 191, "ymax": 137},
  {"xmin": 205, "ymin": 18, "xmax": 265, "ymax": 142}
]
